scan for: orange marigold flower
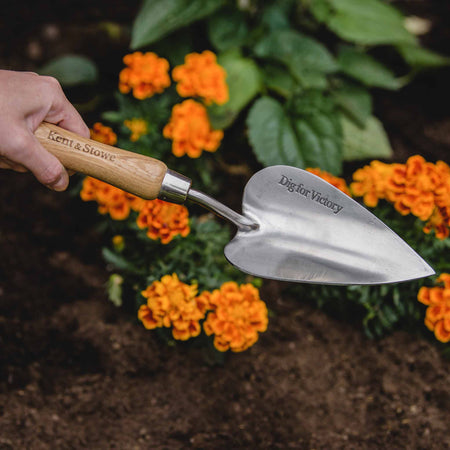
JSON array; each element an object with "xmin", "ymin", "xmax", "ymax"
[
  {"xmin": 307, "ymin": 168, "xmax": 351, "ymax": 196},
  {"xmin": 138, "ymin": 274, "xmax": 207, "ymax": 341},
  {"xmin": 418, "ymin": 274, "xmax": 450, "ymax": 343},
  {"xmin": 80, "ymin": 177, "xmax": 135, "ymax": 220},
  {"xmin": 90, "ymin": 122, "xmax": 117, "ymax": 146},
  {"xmin": 172, "ymin": 50, "xmax": 228, "ymax": 105},
  {"xmin": 80, "ymin": 178, "xmax": 190, "ymax": 241},
  {"xmin": 163, "ymin": 99, "xmax": 223, "ymax": 158},
  {"xmin": 350, "ymin": 161, "xmax": 395, "ymax": 207},
  {"xmin": 136, "ymin": 199, "xmax": 190, "ymax": 244},
  {"xmin": 124, "ymin": 118, "xmax": 148, "ymax": 142},
  {"xmin": 352, "ymin": 156, "xmax": 450, "ymax": 239},
  {"xmin": 201, "ymin": 282, "xmax": 268, "ymax": 352},
  {"xmin": 119, "ymin": 52, "xmax": 170, "ymax": 100}
]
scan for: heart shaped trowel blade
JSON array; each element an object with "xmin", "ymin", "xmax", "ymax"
[{"xmin": 224, "ymin": 166, "xmax": 434, "ymax": 285}]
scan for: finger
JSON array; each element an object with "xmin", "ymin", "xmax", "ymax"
[
  {"xmin": 17, "ymin": 132, "xmax": 70, "ymax": 191},
  {"xmin": 40, "ymin": 76, "xmax": 90, "ymax": 138},
  {"xmin": 0, "ymin": 156, "xmax": 28, "ymax": 172}
]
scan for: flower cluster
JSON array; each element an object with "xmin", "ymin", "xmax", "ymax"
[
  {"xmin": 119, "ymin": 52, "xmax": 171, "ymax": 100},
  {"xmin": 137, "ymin": 276, "xmax": 268, "ymax": 352},
  {"xmin": 418, "ymin": 274, "xmax": 450, "ymax": 343},
  {"xmin": 163, "ymin": 99, "xmax": 224, "ymax": 158},
  {"xmin": 80, "ymin": 177, "xmax": 190, "ymax": 243},
  {"xmin": 90, "ymin": 122, "xmax": 117, "ymax": 146},
  {"xmin": 351, "ymin": 156, "xmax": 450, "ymax": 239},
  {"xmin": 136, "ymin": 199, "xmax": 190, "ymax": 244},
  {"xmin": 202, "ymin": 282, "xmax": 268, "ymax": 352},
  {"xmin": 307, "ymin": 168, "xmax": 351, "ymax": 196},
  {"xmin": 172, "ymin": 50, "xmax": 229, "ymax": 105},
  {"xmin": 80, "ymin": 177, "xmax": 137, "ymax": 220},
  {"xmin": 138, "ymin": 274, "xmax": 208, "ymax": 341},
  {"xmin": 124, "ymin": 118, "xmax": 148, "ymax": 142}
]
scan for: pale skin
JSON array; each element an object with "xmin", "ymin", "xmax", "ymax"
[{"xmin": 0, "ymin": 69, "xmax": 89, "ymax": 191}]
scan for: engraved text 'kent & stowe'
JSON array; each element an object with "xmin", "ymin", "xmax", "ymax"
[
  {"xmin": 47, "ymin": 130, "xmax": 116, "ymax": 162},
  {"xmin": 278, "ymin": 175, "xmax": 344, "ymax": 215}
]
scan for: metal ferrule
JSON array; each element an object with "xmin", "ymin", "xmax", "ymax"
[{"xmin": 158, "ymin": 169, "xmax": 192, "ymax": 204}]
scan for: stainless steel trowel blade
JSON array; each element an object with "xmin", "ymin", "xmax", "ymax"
[{"xmin": 224, "ymin": 165, "xmax": 435, "ymax": 285}]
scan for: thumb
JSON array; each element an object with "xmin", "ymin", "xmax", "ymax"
[{"xmin": 20, "ymin": 132, "xmax": 69, "ymax": 191}]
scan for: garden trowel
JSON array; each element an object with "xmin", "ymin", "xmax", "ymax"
[{"xmin": 35, "ymin": 122, "xmax": 434, "ymax": 285}]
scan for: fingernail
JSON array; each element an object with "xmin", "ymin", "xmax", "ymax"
[{"xmin": 48, "ymin": 173, "xmax": 68, "ymax": 192}]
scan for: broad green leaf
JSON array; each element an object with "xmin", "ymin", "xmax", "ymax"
[
  {"xmin": 397, "ymin": 44, "xmax": 450, "ymax": 68},
  {"xmin": 253, "ymin": 30, "xmax": 337, "ymax": 85},
  {"xmin": 292, "ymin": 114, "xmax": 342, "ymax": 174},
  {"xmin": 261, "ymin": 3, "xmax": 291, "ymax": 30},
  {"xmin": 207, "ymin": 8, "xmax": 248, "ymax": 52},
  {"xmin": 39, "ymin": 54, "xmax": 98, "ymax": 86},
  {"xmin": 332, "ymin": 81, "xmax": 372, "ymax": 127},
  {"xmin": 208, "ymin": 51, "xmax": 262, "ymax": 129},
  {"xmin": 131, "ymin": 0, "xmax": 225, "ymax": 49},
  {"xmin": 337, "ymin": 46, "xmax": 401, "ymax": 90},
  {"xmin": 262, "ymin": 64, "xmax": 298, "ymax": 98},
  {"xmin": 341, "ymin": 114, "xmax": 393, "ymax": 160},
  {"xmin": 309, "ymin": 0, "xmax": 332, "ymax": 23},
  {"xmin": 288, "ymin": 90, "xmax": 343, "ymax": 173},
  {"xmin": 325, "ymin": 0, "xmax": 416, "ymax": 46},
  {"xmin": 247, "ymin": 96, "xmax": 305, "ymax": 168}
]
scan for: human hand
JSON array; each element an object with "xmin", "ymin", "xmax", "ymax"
[{"xmin": 0, "ymin": 70, "xmax": 89, "ymax": 191}]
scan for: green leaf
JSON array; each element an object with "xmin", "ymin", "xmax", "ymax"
[
  {"xmin": 337, "ymin": 46, "xmax": 401, "ymax": 90},
  {"xmin": 102, "ymin": 247, "xmax": 144, "ymax": 274},
  {"xmin": 332, "ymin": 81, "xmax": 372, "ymax": 127},
  {"xmin": 131, "ymin": 0, "xmax": 225, "ymax": 49},
  {"xmin": 101, "ymin": 111, "xmax": 123, "ymax": 123},
  {"xmin": 207, "ymin": 8, "xmax": 248, "ymax": 52},
  {"xmin": 253, "ymin": 29, "xmax": 337, "ymax": 86},
  {"xmin": 247, "ymin": 96, "xmax": 305, "ymax": 168},
  {"xmin": 208, "ymin": 51, "xmax": 262, "ymax": 129},
  {"xmin": 107, "ymin": 274, "xmax": 124, "ymax": 307},
  {"xmin": 397, "ymin": 44, "xmax": 450, "ymax": 69},
  {"xmin": 261, "ymin": 2, "xmax": 291, "ymax": 30},
  {"xmin": 292, "ymin": 114, "xmax": 342, "ymax": 174},
  {"xmin": 325, "ymin": 0, "xmax": 416, "ymax": 46},
  {"xmin": 262, "ymin": 64, "xmax": 298, "ymax": 98},
  {"xmin": 309, "ymin": 0, "xmax": 332, "ymax": 23},
  {"xmin": 39, "ymin": 54, "xmax": 98, "ymax": 87},
  {"xmin": 288, "ymin": 90, "xmax": 343, "ymax": 174},
  {"xmin": 341, "ymin": 114, "xmax": 393, "ymax": 161}
]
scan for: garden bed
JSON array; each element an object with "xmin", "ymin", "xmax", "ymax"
[{"xmin": 1, "ymin": 173, "xmax": 449, "ymax": 449}]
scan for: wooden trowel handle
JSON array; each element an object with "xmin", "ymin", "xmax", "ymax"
[{"xmin": 34, "ymin": 122, "xmax": 167, "ymax": 200}]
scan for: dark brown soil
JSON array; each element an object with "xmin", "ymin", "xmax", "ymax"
[
  {"xmin": 1, "ymin": 172, "xmax": 450, "ymax": 449},
  {"xmin": 1, "ymin": 1, "xmax": 450, "ymax": 449}
]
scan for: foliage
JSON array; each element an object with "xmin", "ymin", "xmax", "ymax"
[
  {"xmin": 124, "ymin": 0, "xmax": 448, "ymax": 175},
  {"xmin": 39, "ymin": 54, "xmax": 98, "ymax": 87}
]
